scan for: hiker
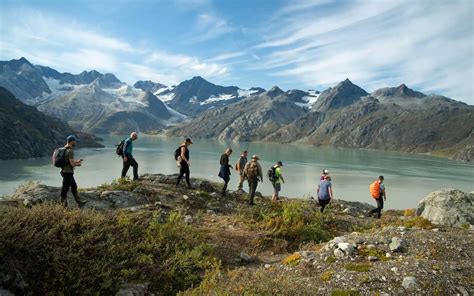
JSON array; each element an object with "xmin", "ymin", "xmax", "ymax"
[
  {"xmin": 235, "ymin": 150, "xmax": 248, "ymax": 191},
  {"xmin": 243, "ymin": 154, "xmax": 263, "ymax": 205},
  {"xmin": 317, "ymin": 175, "xmax": 333, "ymax": 212},
  {"xmin": 59, "ymin": 135, "xmax": 86, "ymax": 208},
  {"xmin": 218, "ymin": 148, "xmax": 233, "ymax": 195},
  {"xmin": 271, "ymin": 161, "xmax": 285, "ymax": 202},
  {"xmin": 176, "ymin": 138, "xmax": 193, "ymax": 188},
  {"xmin": 320, "ymin": 169, "xmax": 329, "ymax": 181},
  {"xmin": 369, "ymin": 176, "xmax": 386, "ymax": 218},
  {"xmin": 121, "ymin": 132, "xmax": 139, "ymax": 180}
]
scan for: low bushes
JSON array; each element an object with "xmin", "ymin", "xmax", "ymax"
[{"xmin": 0, "ymin": 205, "xmax": 218, "ymax": 295}]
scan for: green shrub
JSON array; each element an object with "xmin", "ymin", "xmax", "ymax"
[
  {"xmin": 97, "ymin": 177, "xmax": 141, "ymax": 192},
  {"xmin": 321, "ymin": 271, "xmax": 334, "ymax": 281},
  {"xmin": 259, "ymin": 201, "xmax": 332, "ymax": 245},
  {"xmin": 0, "ymin": 205, "xmax": 218, "ymax": 295},
  {"xmin": 344, "ymin": 263, "xmax": 372, "ymax": 272}
]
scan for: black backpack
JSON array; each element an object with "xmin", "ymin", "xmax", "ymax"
[
  {"xmin": 267, "ymin": 166, "xmax": 278, "ymax": 183},
  {"xmin": 174, "ymin": 146, "xmax": 182, "ymax": 160},
  {"xmin": 52, "ymin": 147, "xmax": 69, "ymax": 168},
  {"xmin": 116, "ymin": 139, "xmax": 126, "ymax": 156}
]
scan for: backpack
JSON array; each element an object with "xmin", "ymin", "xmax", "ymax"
[
  {"xmin": 116, "ymin": 139, "xmax": 125, "ymax": 156},
  {"xmin": 52, "ymin": 147, "xmax": 69, "ymax": 168},
  {"xmin": 369, "ymin": 180, "xmax": 381, "ymax": 199},
  {"xmin": 174, "ymin": 146, "xmax": 182, "ymax": 160},
  {"xmin": 246, "ymin": 161, "xmax": 258, "ymax": 178},
  {"xmin": 267, "ymin": 167, "xmax": 278, "ymax": 183}
]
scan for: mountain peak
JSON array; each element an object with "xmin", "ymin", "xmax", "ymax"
[
  {"xmin": 312, "ymin": 80, "xmax": 368, "ymax": 112},
  {"xmin": 267, "ymin": 86, "xmax": 284, "ymax": 97}
]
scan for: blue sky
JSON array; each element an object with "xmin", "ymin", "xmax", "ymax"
[{"xmin": 0, "ymin": 0, "xmax": 473, "ymax": 103}]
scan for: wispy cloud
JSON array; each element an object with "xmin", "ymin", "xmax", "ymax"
[
  {"xmin": 186, "ymin": 13, "xmax": 235, "ymax": 43},
  {"xmin": 0, "ymin": 8, "xmax": 229, "ymax": 85},
  {"xmin": 255, "ymin": 0, "xmax": 474, "ymax": 102}
]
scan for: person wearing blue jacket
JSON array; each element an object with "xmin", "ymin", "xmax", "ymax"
[{"xmin": 121, "ymin": 132, "xmax": 139, "ymax": 180}]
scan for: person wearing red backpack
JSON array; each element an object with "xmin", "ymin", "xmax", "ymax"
[{"xmin": 369, "ymin": 176, "xmax": 386, "ymax": 218}]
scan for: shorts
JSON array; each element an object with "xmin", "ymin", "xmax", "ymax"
[{"xmin": 273, "ymin": 182, "xmax": 281, "ymax": 192}]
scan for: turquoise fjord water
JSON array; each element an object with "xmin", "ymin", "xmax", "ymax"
[{"xmin": 0, "ymin": 134, "xmax": 472, "ymax": 209}]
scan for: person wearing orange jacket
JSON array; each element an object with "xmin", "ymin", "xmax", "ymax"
[{"xmin": 369, "ymin": 176, "xmax": 386, "ymax": 218}]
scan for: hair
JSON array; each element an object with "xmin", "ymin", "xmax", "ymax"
[
  {"xmin": 131, "ymin": 132, "xmax": 138, "ymax": 138},
  {"xmin": 67, "ymin": 138, "xmax": 75, "ymax": 143},
  {"xmin": 324, "ymin": 175, "xmax": 330, "ymax": 180},
  {"xmin": 225, "ymin": 148, "xmax": 233, "ymax": 154},
  {"xmin": 379, "ymin": 175, "xmax": 384, "ymax": 181}
]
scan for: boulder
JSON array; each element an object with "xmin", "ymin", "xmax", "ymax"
[
  {"xmin": 402, "ymin": 276, "xmax": 417, "ymax": 290},
  {"xmin": 416, "ymin": 189, "xmax": 473, "ymax": 227},
  {"xmin": 389, "ymin": 237, "xmax": 407, "ymax": 252},
  {"xmin": 99, "ymin": 191, "xmax": 146, "ymax": 208}
]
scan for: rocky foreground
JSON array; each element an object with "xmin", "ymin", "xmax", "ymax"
[{"xmin": 0, "ymin": 175, "xmax": 472, "ymax": 295}]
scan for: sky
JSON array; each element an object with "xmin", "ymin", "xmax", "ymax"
[{"xmin": 0, "ymin": 0, "xmax": 473, "ymax": 104}]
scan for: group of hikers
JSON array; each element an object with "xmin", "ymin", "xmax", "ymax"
[{"xmin": 53, "ymin": 132, "xmax": 387, "ymax": 218}]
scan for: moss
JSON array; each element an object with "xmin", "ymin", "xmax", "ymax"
[
  {"xmin": 326, "ymin": 256, "xmax": 337, "ymax": 264},
  {"xmin": 282, "ymin": 252, "xmax": 302, "ymax": 266},
  {"xmin": 461, "ymin": 223, "xmax": 470, "ymax": 230},
  {"xmin": 357, "ymin": 247, "xmax": 389, "ymax": 261},
  {"xmin": 403, "ymin": 216, "xmax": 435, "ymax": 229},
  {"xmin": 97, "ymin": 177, "xmax": 141, "ymax": 192},
  {"xmin": 320, "ymin": 271, "xmax": 334, "ymax": 281},
  {"xmin": 344, "ymin": 263, "xmax": 372, "ymax": 272},
  {"xmin": 404, "ymin": 209, "xmax": 416, "ymax": 217}
]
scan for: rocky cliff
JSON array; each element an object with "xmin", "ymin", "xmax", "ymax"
[{"xmin": 0, "ymin": 87, "xmax": 103, "ymax": 160}]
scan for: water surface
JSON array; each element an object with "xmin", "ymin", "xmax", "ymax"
[{"xmin": 0, "ymin": 135, "xmax": 472, "ymax": 209}]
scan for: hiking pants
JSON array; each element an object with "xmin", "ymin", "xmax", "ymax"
[
  {"xmin": 122, "ymin": 155, "xmax": 139, "ymax": 180},
  {"xmin": 248, "ymin": 177, "xmax": 258, "ymax": 204},
  {"xmin": 60, "ymin": 172, "xmax": 78, "ymax": 205},
  {"xmin": 237, "ymin": 173, "xmax": 246, "ymax": 190},
  {"xmin": 371, "ymin": 197, "xmax": 384, "ymax": 218},
  {"xmin": 177, "ymin": 161, "xmax": 191, "ymax": 187},
  {"xmin": 318, "ymin": 199, "xmax": 330, "ymax": 212}
]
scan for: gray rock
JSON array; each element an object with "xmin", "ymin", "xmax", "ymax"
[
  {"xmin": 368, "ymin": 256, "xmax": 379, "ymax": 261},
  {"xmin": 184, "ymin": 215, "xmax": 193, "ymax": 224},
  {"xmin": 367, "ymin": 244, "xmax": 376, "ymax": 249},
  {"xmin": 239, "ymin": 252, "xmax": 253, "ymax": 262},
  {"xmin": 183, "ymin": 195, "xmax": 189, "ymax": 200},
  {"xmin": 389, "ymin": 237, "xmax": 407, "ymax": 252},
  {"xmin": 334, "ymin": 248, "xmax": 345, "ymax": 259},
  {"xmin": 416, "ymin": 189, "xmax": 473, "ymax": 227},
  {"xmin": 455, "ymin": 286, "xmax": 469, "ymax": 296},
  {"xmin": 402, "ymin": 276, "xmax": 417, "ymax": 290},
  {"xmin": 301, "ymin": 251, "xmax": 317, "ymax": 259},
  {"xmin": 100, "ymin": 191, "xmax": 145, "ymax": 208},
  {"xmin": 337, "ymin": 242, "xmax": 356, "ymax": 256},
  {"xmin": 116, "ymin": 283, "xmax": 149, "ymax": 296}
]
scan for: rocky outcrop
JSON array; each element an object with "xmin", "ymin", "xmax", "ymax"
[
  {"xmin": 452, "ymin": 144, "xmax": 474, "ymax": 162},
  {"xmin": 9, "ymin": 181, "xmax": 146, "ymax": 210},
  {"xmin": 416, "ymin": 189, "xmax": 473, "ymax": 227}
]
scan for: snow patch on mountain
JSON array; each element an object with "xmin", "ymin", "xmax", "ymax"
[
  {"xmin": 237, "ymin": 88, "xmax": 260, "ymax": 98},
  {"xmin": 296, "ymin": 91, "xmax": 321, "ymax": 109},
  {"xmin": 200, "ymin": 93, "xmax": 235, "ymax": 105}
]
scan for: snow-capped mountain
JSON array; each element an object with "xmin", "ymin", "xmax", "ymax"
[{"xmin": 162, "ymin": 76, "xmax": 266, "ymax": 116}]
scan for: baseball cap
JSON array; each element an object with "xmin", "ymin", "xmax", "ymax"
[
  {"xmin": 66, "ymin": 135, "xmax": 78, "ymax": 142},
  {"xmin": 277, "ymin": 161, "xmax": 283, "ymax": 166},
  {"xmin": 185, "ymin": 138, "xmax": 193, "ymax": 144},
  {"xmin": 252, "ymin": 154, "xmax": 260, "ymax": 160}
]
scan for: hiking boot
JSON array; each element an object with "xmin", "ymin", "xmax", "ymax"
[
  {"xmin": 60, "ymin": 196, "xmax": 68, "ymax": 207},
  {"xmin": 73, "ymin": 193, "xmax": 87, "ymax": 208}
]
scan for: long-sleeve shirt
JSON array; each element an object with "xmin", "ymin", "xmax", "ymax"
[{"xmin": 123, "ymin": 138, "xmax": 133, "ymax": 157}]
